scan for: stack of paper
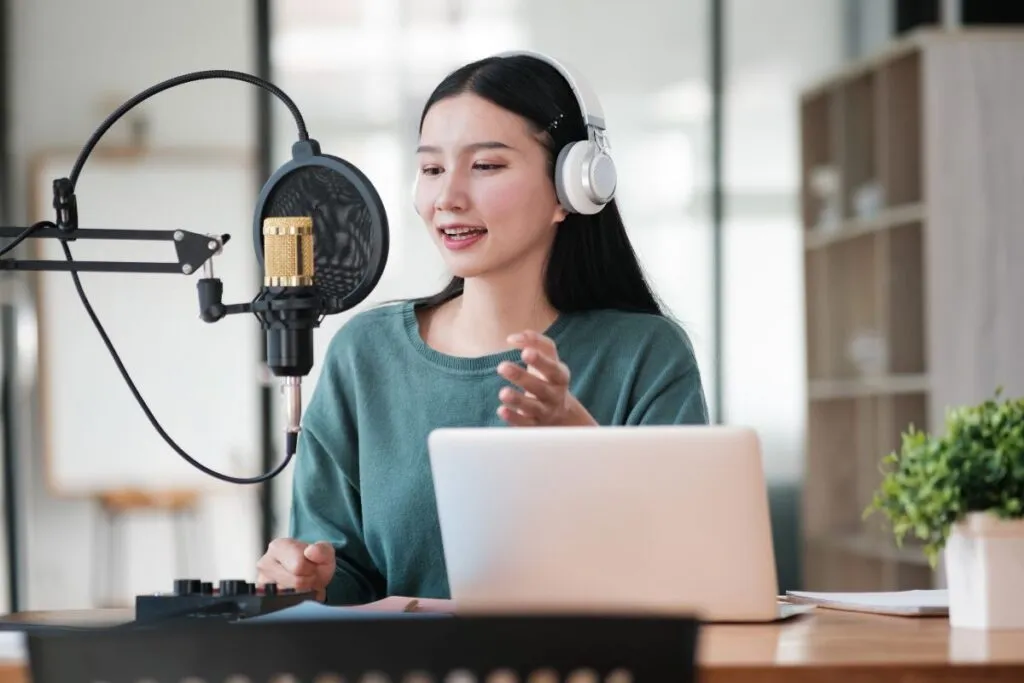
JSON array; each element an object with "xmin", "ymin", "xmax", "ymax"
[{"xmin": 784, "ymin": 589, "xmax": 948, "ymax": 617}]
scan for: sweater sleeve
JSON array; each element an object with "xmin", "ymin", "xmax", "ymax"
[
  {"xmin": 628, "ymin": 362, "xmax": 709, "ymax": 425},
  {"xmin": 288, "ymin": 345, "xmax": 386, "ymax": 605},
  {"xmin": 625, "ymin": 320, "xmax": 710, "ymax": 426}
]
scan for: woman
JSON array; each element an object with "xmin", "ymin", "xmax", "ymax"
[{"xmin": 255, "ymin": 52, "xmax": 709, "ymax": 605}]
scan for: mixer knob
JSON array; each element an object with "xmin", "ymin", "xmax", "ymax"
[
  {"xmin": 174, "ymin": 579, "xmax": 201, "ymax": 595},
  {"xmin": 219, "ymin": 579, "xmax": 250, "ymax": 596},
  {"xmin": 201, "ymin": 582, "xmax": 214, "ymax": 595},
  {"xmin": 263, "ymin": 582, "xmax": 278, "ymax": 595}
]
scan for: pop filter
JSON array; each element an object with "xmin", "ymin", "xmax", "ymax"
[
  {"xmin": 253, "ymin": 139, "xmax": 389, "ymax": 314},
  {"xmin": 248, "ymin": 139, "xmax": 390, "ymax": 462}
]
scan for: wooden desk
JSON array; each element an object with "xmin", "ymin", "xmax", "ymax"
[
  {"xmin": 699, "ymin": 608, "xmax": 1024, "ymax": 682},
  {"xmin": 0, "ymin": 607, "xmax": 1023, "ymax": 682}
]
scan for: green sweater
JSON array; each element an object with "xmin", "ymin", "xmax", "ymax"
[{"xmin": 289, "ymin": 300, "xmax": 709, "ymax": 605}]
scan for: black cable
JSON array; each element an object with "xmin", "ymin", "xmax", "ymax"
[
  {"xmin": 9, "ymin": 70, "xmax": 309, "ymax": 485},
  {"xmin": 0, "ymin": 220, "xmax": 54, "ymax": 258},
  {"xmin": 70, "ymin": 69, "xmax": 308, "ymax": 187},
  {"xmin": 61, "ymin": 238, "xmax": 296, "ymax": 484}
]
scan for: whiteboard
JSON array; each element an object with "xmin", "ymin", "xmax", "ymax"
[{"xmin": 30, "ymin": 149, "xmax": 264, "ymax": 495}]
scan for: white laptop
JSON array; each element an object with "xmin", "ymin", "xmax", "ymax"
[{"xmin": 427, "ymin": 425, "xmax": 812, "ymax": 623}]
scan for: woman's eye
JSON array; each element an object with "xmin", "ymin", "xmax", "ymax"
[
  {"xmin": 473, "ymin": 163, "xmax": 505, "ymax": 171},
  {"xmin": 420, "ymin": 166, "xmax": 442, "ymax": 176}
]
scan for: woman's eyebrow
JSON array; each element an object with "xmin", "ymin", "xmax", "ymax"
[{"xmin": 415, "ymin": 141, "xmax": 516, "ymax": 154}]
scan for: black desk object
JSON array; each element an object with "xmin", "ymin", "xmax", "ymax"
[{"xmin": 27, "ymin": 613, "xmax": 699, "ymax": 683}]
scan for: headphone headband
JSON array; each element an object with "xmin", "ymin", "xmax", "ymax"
[
  {"xmin": 491, "ymin": 50, "xmax": 617, "ymax": 215},
  {"xmin": 494, "ymin": 50, "xmax": 607, "ymax": 133}
]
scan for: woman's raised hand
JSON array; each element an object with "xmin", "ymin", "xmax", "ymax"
[{"xmin": 497, "ymin": 330, "xmax": 597, "ymax": 427}]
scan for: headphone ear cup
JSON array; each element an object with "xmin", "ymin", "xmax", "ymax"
[{"xmin": 555, "ymin": 142, "xmax": 612, "ymax": 215}]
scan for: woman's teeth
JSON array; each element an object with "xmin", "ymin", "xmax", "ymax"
[{"xmin": 443, "ymin": 227, "xmax": 486, "ymax": 239}]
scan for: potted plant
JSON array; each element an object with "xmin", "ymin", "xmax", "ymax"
[{"xmin": 865, "ymin": 389, "xmax": 1024, "ymax": 630}]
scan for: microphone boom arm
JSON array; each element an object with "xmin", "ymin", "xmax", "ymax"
[
  {"xmin": 0, "ymin": 226, "xmax": 228, "ymax": 274},
  {"xmin": 0, "ymin": 220, "xmax": 340, "ymax": 328}
]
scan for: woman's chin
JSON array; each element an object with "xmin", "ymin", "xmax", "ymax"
[
  {"xmin": 437, "ymin": 246, "xmax": 495, "ymax": 279},
  {"xmin": 444, "ymin": 260, "xmax": 492, "ymax": 280}
]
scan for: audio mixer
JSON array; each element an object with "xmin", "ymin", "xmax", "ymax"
[{"xmin": 135, "ymin": 578, "xmax": 316, "ymax": 623}]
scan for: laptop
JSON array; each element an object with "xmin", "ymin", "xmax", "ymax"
[{"xmin": 427, "ymin": 425, "xmax": 811, "ymax": 623}]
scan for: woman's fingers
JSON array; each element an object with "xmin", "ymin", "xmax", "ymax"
[
  {"xmin": 256, "ymin": 538, "xmax": 329, "ymax": 593},
  {"xmin": 497, "ymin": 361, "xmax": 557, "ymax": 402},
  {"xmin": 521, "ymin": 346, "xmax": 570, "ymax": 386},
  {"xmin": 499, "ymin": 330, "xmax": 575, "ymax": 427},
  {"xmin": 499, "ymin": 386, "xmax": 547, "ymax": 421},
  {"xmin": 497, "ymin": 403, "xmax": 537, "ymax": 426},
  {"xmin": 256, "ymin": 559, "xmax": 321, "ymax": 592}
]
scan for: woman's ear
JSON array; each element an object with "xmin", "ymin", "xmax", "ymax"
[{"xmin": 552, "ymin": 204, "xmax": 569, "ymax": 225}]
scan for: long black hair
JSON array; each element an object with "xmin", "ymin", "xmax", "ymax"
[{"xmin": 413, "ymin": 54, "xmax": 666, "ymax": 317}]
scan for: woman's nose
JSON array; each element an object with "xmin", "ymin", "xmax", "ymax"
[{"xmin": 434, "ymin": 170, "xmax": 468, "ymax": 212}]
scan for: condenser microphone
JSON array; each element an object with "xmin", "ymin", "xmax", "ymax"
[
  {"xmin": 250, "ymin": 138, "xmax": 390, "ymax": 458},
  {"xmin": 257, "ymin": 215, "xmax": 319, "ymax": 457}
]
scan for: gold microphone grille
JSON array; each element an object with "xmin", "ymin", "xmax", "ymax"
[{"xmin": 263, "ymin": 217, "xmax": 314, "ymax": 287}]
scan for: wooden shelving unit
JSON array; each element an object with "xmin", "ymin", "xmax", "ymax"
[{"xmin": 800, "ymin": 28, "xmax": 1024, "ymax": 591}]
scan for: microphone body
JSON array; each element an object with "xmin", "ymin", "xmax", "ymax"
[{"xmin": 256, "ymin": 216, "xmax": 321, "ymax": 450}]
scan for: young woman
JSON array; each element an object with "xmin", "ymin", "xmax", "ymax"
[{"xmin": 255, "ymin": 52, "xmax": 709, "ymax": 605}]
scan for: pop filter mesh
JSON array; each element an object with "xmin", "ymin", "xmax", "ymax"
[{"xmin": 257, "ymin": 155, "xmax": 388, "ymax": 315}]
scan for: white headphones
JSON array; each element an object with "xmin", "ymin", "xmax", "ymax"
[{"xmin": 496, "ymin": 50, "xmax": 618, "ymax": 215}]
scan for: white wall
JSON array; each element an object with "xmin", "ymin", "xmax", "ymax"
[{"xmin": 8, "ymin": 0, "xmax": 261, "ymax": 610}]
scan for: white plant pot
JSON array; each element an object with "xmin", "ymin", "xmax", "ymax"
[{"xmin": 945, "ymin": 512, "xmax": 1024, "ymax": 630}]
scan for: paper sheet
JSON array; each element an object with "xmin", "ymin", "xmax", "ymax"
[
  {"xmin": 785, "ymin": 589, "xmax": 948, "ymax": 616},
  {"xmin": 0, "ymin": 632, "xmax": 25, "ymax": 661},
  {"xmin": 245, "ymin": 599, "xmax": 451, "ymax": 623}
]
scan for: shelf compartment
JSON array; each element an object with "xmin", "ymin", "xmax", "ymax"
[
  {"xmin": 839, "ymin": 71, "xmax": 880, "ymax": 220},
  {"xmin": 882, "ymin": 220, "xmax": 927, "ymax": 375},
  {"xmin": 801, "ymin": 88, "xmax": 841, "ymax": 233},
  {"xmin": 805, "ymin": 218, "xmax": 925, "ymax": 384},
  {"xmin": 804, "ymin": 393, "xmax": 930, "ymax": 550},
  {"xmin": 803, "ymin": 390, "xmax": 932, "ymax": 592},
  {"xmin": 804, "ymin": 248, "xmax": 830, "ymax": 381},
  {"xmin": 804, "ymin": 397, "xmax": 864, "ymax": 540},
  {"xmin": 824, "ymin": 231, "xmax": 882, "ymax": 380},
  {"xmin": 880, "ymin": 48, "xmax": 922, "ymax": 208}
]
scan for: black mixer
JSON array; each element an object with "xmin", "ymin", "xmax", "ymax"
[{"xmin": 135, "ymin": 578, "xmax": 316, "ymax": 623}]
